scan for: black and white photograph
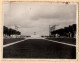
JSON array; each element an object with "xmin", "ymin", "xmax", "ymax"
[{"xmin": 3, "ymin": 2, "xmax": 78, "ymax": 59}]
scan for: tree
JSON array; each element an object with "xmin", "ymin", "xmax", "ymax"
[
  {"xmin": 3, "ymin": 26, "xmax": 8, "ymax": 36},
  {"xmin": 50, "ymin": 24, "xmax": 76, "ymax": 38},
  {"xmin": 3, "ymin": 26, "xmax": 21, "ymax": 38}
]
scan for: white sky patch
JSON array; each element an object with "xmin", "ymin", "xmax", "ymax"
[{"xmin": 3, "ymin": 2, "xmax": 77, "ymax": 36}]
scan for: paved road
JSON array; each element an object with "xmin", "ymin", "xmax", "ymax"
[{"xmin": 3, "ymin": 39, "xmax": 76, "ymax": 59}]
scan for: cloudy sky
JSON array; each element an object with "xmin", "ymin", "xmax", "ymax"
[{"xmin": 3, "ymin": 2, "xmax": 77, "ymax": 36}]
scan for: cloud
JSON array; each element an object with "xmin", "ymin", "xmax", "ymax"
[
  {"xmin": 3, "ymin": 2, "xmax": 77, "ymax": 35},
  {"xmin": 30, "ymin": 4, "xmax": 76, "ymax": 20}
]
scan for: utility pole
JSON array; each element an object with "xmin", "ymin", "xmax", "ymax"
[
  {"xmin": 14, "ymin": 25, "xmax": 19, "ymax": 38},
  {"xmin": 49, "ymin": 25, "xmax": 51, "ymax": 36},
  {"xmin": 34, "ymin": 32, "xmax": 36, "ymax": 35},
  {"xmin": 15, "ymin": 25, "xmax": 19, "ymax": 31},
  {"xmin": 49, "ymin": 25, "xmax": 58, "ymax": 36}
]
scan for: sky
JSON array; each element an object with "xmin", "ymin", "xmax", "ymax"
[{"xmin": 3, "ymin": 2, "xmax": 77, "ymax": 36}]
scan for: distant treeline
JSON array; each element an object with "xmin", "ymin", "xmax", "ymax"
[
  {"xmin": 51, "ymin": 24, "xmax": 76, "ymax": 38},
  {"xmin": 3, "ymin": 26, "xmax": 21, "ymax": 37}
]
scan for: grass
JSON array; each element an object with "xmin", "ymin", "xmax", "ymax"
[
  {"xmin": 46, "ymin": 37, "xmax": 76, "ymax": 45},
  {"xmin": 3, "ymin": 38, "xmax": 25, "ymax": 45}
]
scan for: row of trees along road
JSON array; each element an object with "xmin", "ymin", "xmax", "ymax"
[
  {"xmin": 3, "ymin": 26, "xmax": 21, "ymax": 38},
  {"xmin": 51, "ymin": 24, "xmax": 76, "ymax": 38}
]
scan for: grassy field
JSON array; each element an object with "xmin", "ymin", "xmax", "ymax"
[
  {"xmin": 3, "ymin": 38, "xmax": 25, "ymax": 45},
  {"xmin": 46, "ymin": 38, "xmax": 76, "ymax": 45}
]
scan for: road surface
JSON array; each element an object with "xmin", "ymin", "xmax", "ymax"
[{"xmin": 3, "ymin": 38, "xmax": 76, "ymax": 59}]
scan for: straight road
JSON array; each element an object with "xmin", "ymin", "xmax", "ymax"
[{"xmin": 3, "ymin": 39, "xmax": 76, "ymax": 59}]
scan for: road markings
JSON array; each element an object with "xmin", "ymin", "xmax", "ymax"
[
  {"xmin": 3, "ymin": 37, "xmax": 44, "ymax": 48},
  {"xmin": 3, "ymin": 38, "xmax": 76, "ymax": 48},
  {"xmin": 3, "ymin": 39, "xmax": 27, "ymax": 48},
  {"xmin": 43, "ymin": 39, "xmax": 76, "ymax": 47}
]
